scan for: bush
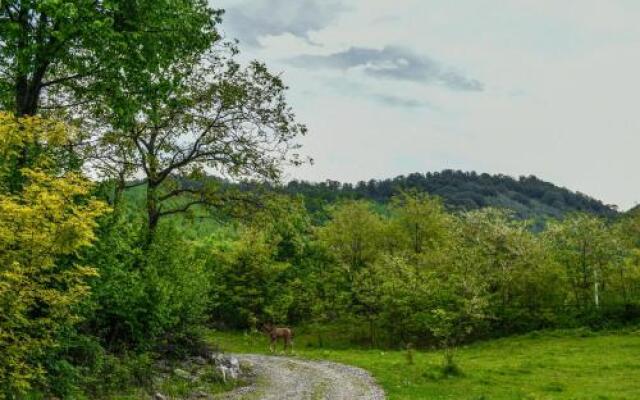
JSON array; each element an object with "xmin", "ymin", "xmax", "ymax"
[
  {"xmin": 206, "ymin": 228, "xmax": 296, "ymax": 329},
  {"xmin": 84, "ymin": 219, "xmax": 210, "ymax": 355},
  {"xmin": 0, "ymin": 114, "xmax": 109, "ymax": 398}
]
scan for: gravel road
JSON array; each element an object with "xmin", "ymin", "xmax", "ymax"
[{"xmin": 215, "ymin": 354, "xmax": 385, "ymax": 400}]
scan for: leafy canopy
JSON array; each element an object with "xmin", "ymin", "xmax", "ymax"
[{"xmin": 0, "ymin": 0, "xmax": 220, "ymax": 116}]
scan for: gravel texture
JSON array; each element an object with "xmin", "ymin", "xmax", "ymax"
[{"xmin": 215, "ymin": 354, "xmax": 385, "ymax": 400}]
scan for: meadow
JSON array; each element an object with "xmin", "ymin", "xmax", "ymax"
[{"xmin": 209, "ymin": 328, "xmax": 640, "ymax": 400}]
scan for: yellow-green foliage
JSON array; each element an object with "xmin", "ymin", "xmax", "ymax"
[
  {"xmin": 0, "ymin": 112, "xmax": 109, "ymax": 398},
  {"xmin": 0, "ymin": 112, "xmax": 71, "ymax": 187}
]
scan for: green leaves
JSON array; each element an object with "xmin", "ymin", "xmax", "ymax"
[
  {"xmin": 0, "ymin": 0, "xmax": 221, "ymax": 116},
  {"xmin": 0, "ymin": 114, "xmax": 109, "ymax": 397},
  {"xmin": 545, "ymin": 213, "xmax": 627, "ymax": 310}
]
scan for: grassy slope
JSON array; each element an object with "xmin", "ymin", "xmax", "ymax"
[{"xmin": 208, "ymin": 329, "xmax": 640, "ymax": 400}]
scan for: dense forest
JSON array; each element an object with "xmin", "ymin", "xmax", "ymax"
[
  {"xmin": 280, "ymin": 171, "xmax": 618, "ymax": 220},
  {"xmin": 1, "ymin": 2, "xmax": 639, "ymax": 400}
]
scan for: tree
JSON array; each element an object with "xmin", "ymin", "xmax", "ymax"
[
  {"xmin": 314, "ymin": 201, "xmax": 385, "ymax": 342},
  {"xmin": 457, "ymin": 209, "xmax": 562, "ymax": 326},
  {"xmin": 0, "ymin": 113, "xmax": 108, "ymax": 397},
  {"xmin": 208, "ymin": 227, "xmax": 292, "ymax": 328},
  {"xmin": 96, "ymin": 47, "xmax": 307, "ymax": 235},
  {"xmin": 546, "ymin": 214, "xmax": 624, "ymax": 311},
  {"xmin": 0, "ymin": 0, "xmax": 219, "ymax": 117},
  {"xmin": 363, "ymin": 254, "xmax": 431, "ymax": 345},
  {"xmin": 613, "ymin": 210, "xmax": 640, "ymax": 306},
  {"xmin": 0, "ymin": 111, "xmax": 73, "ymax": 190},
  {"xmin": 429, "ymin": 284, "xmax": 487, "ymax": 375},
  {"xmin": 389, "ymin": 190, "xmax": 451, "ymax": 257},
  {"xmin": 1, "ymin": 0, "xmax": 222, "ymax": 194},
  {"xmin": 318, "ymin": 201, "xmax": 384, "ymax": 277}
]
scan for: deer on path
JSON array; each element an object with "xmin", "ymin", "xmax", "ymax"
[{"xmin": 262, "ymin": 323, "xmax": 294, "ymax": 353}]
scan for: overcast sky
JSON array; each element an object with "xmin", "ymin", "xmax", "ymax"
[{"xmin": 215, "ymin": 0, "xmax": 640, "ymax": 210}]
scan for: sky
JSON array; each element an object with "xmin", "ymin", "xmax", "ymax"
[{"xmin": 215, "ymin": 0, "xmax": 640, "ymax": 210}]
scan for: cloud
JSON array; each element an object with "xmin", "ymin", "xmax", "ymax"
[
  {"xmin": 288, "ymin": 46, "xmax": 483, "ymax": 91},
  {"xmin": 324, "ymin": 77, "xmax": 430, "ymax": 109},
  {"xmin": 371, "ymin": 94, "xmax": 428, "ymax": 108},
  {"xmin": 222, "ymin": 0, "xmax": 346, "ymax": 47}
]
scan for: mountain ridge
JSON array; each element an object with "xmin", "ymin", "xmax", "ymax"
[{"xmin": 280, "ymin": 170, "xmax": 618, "ymax": 220}]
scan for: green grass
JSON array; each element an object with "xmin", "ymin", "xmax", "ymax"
[{"xmin": 207, "ymin": 328, "xmax": 640, "ymax": 400}]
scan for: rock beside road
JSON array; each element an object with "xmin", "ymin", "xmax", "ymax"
[
  {"xmin": 210, "ymin": 353, "xmax": 241, "ymax": 382},
  {"xmin": 152, "ymin": 353, "xmax": 244, "ymax": 400}
]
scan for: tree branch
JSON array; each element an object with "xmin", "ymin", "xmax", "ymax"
[
  {"xmin": 159, "ymin": 200, "xmax": 209, "ymax": 217},
  {"xmin": 124, "ymin": 180, "xmax": 148, "ymax": 189},
  {"xmin": 159, "ymin": 188, "xmax": 202, "ymax": 202}
]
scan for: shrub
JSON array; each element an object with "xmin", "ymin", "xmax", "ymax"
[
  {"xmin": 84, "ymin": 219, "xmax": 210, "ymax": 355},
  {"xmin": 0, "ymin": 113, "xmax": 109, "ymax": 398}
]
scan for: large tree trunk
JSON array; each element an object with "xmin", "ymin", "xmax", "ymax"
[
  {"xmin": 14, "ymin": 7, "xmax": 50, "ymax": 117},
  {"xmin": 146, "ymin": 181, "xmax": 161, "ymax": 241},
  {"xmin": 15, "ymin": 75, "xmax": 43, "ymax": 117},
  {"xmin": 11, "ymin": 14, "xmax": 50, "ymax": 192},
  {"xmin": 7, "ymin": 73, "xmax": 44, "ymax": 192},
  {"xmin": 112, "ymin": 177, "xmax": 125, "ymax": 209}
]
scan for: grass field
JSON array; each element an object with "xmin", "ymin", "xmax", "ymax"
[{"xmin": 207, "ymin": 328, "xmax": 640, "ymax": 400}]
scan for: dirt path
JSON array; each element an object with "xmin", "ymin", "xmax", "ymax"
[{"xmin": 215, "ymin": 354, "xmax": 385, "ymax": 400}]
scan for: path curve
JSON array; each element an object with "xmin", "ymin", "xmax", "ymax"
[{"xmin": 215, "ymin": 354, "xmax": 385, "ymax": 400}]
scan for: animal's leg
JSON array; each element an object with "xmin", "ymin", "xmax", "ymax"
[{"xmin": 284, "ymin": 337, "xmax": 291, "ymax": 353}]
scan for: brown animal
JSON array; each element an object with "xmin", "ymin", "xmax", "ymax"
[{"xmin": 262, "ymin": 323, "xmax": 294, "ymax": 353}]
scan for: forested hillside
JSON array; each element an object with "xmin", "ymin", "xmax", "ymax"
[{"xmin": 282, "ymin": 170, "xmax": 618, "ymax": 219}]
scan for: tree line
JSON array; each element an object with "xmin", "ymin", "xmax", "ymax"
[
  {"xmin": 206, "ymin": 192, "xmax": 640, "ymax": 345},
  {"xmin": 280, "ymin": 171, "xmax": 618, "ymax": 221}
]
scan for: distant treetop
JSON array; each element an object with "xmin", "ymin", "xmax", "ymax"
[{"xmin": 281, "ymin": 170, "xmax": 617, "ymax": 220}]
